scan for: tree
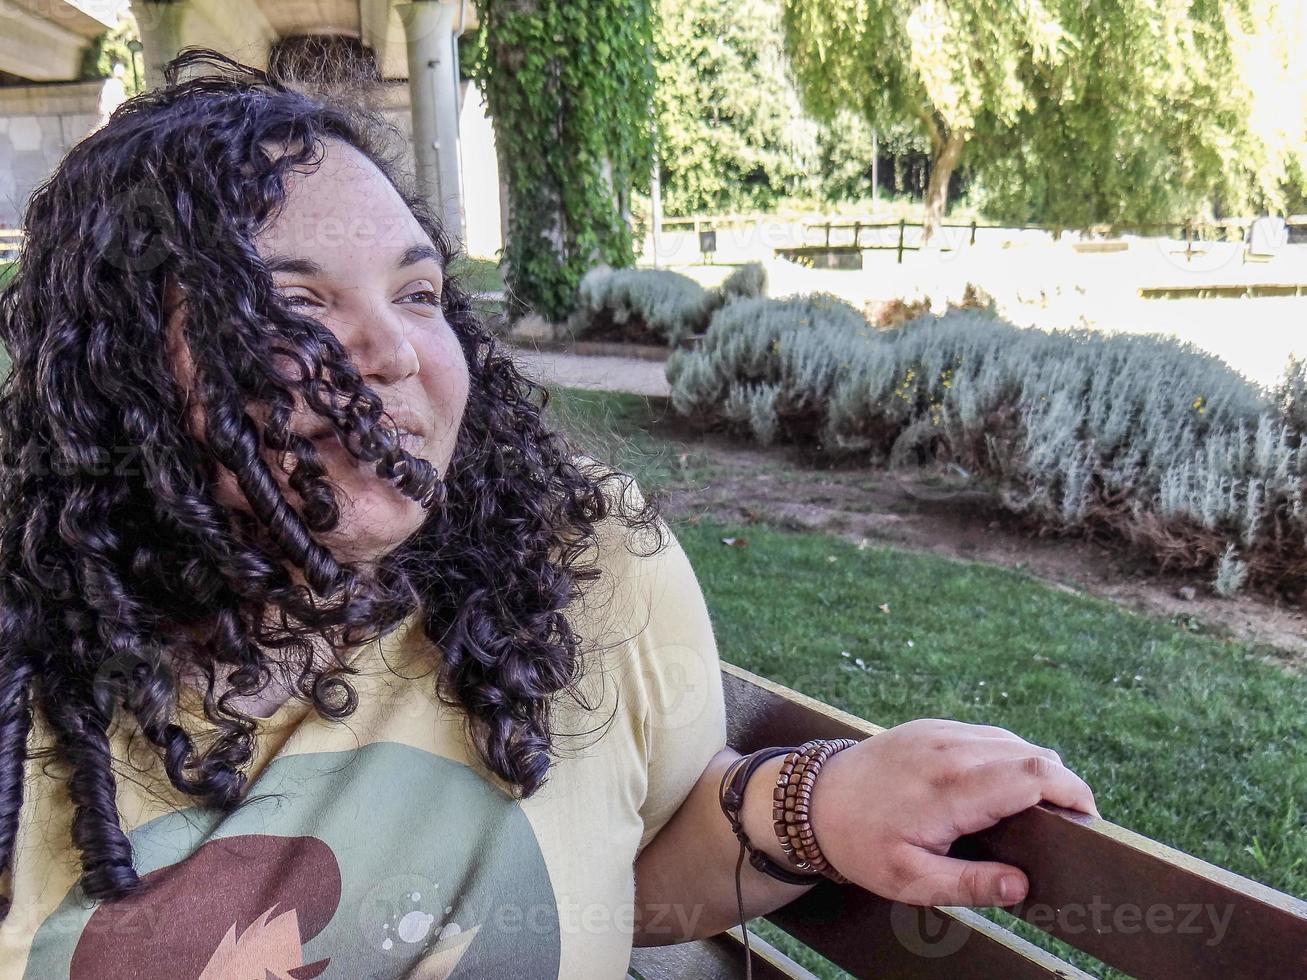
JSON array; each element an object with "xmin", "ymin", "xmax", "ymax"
[
  {"xmin": 781, "ymin": 1, "xmax": 1303, "ymax": 239},
  {"xmin": 970, "ymin": 0, "xmax": 1307, "ymax": 228},
  {"xmin": 653, "ymin": 0, "xmax": 817, "ymax": 214},
  {"xmin": 474, "ymin": 1, "xmax": 655, "ymax": 320},
  {"xmin": 654, "ymin": 0, "xmax": 933, "ymax": 214}
]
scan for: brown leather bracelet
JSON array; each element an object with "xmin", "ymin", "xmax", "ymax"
[
  {"xmin": 719, "ymin": 743, "xmax": 851, "ymax": 980},
  {"xmin": 719, "ymin": 746, "xmax": 827, "ymax": 886}
]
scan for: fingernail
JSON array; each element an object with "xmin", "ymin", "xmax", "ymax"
[{"xmin": 1000, "ymin": 876, "xmax": 1025, "ymax": 902}]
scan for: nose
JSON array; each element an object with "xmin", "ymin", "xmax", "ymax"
[{"xmin": 333, "ymin": 297, "xmax": 420, "ymax": 386}]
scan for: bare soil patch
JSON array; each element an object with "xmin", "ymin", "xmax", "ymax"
[{"xmin": 646, "ymin": 412, "xmax": 1307, "ymax": 665}]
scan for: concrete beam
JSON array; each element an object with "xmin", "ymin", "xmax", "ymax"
[
  {"xmin": 7, "ymin": 0, "xmax": 123, "ymax": 39},
  {"xmin": 253, "ymin": 0, "xmax": 360, "ymax": 38},
  {"xmin": 0, "ymin": 5, "xmax": 88, "ymax": 81},
  {"xmin": 0, "ymin": 77, "xmax": 116, "ymax": 116}
]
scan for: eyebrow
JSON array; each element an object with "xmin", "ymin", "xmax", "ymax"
[
  {"xmin": 264, "ymin": 243, "xmax": 445, "ymax": 277},
  {"xmin": 398, "ymin": 244, "xmax": 445, "ymax": 270}
]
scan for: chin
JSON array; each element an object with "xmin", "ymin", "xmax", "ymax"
[{"xmin": 327, "ymin": 491, "xmax": 430, "ymax": 563}]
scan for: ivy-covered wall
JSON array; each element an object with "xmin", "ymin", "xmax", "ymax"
[{"xmin": 473, "ymin": 0, "xmax": 655, "ymax": 321}]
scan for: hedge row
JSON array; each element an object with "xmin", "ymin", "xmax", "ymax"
[{"xmin": 667, "ymin": 297, "xmax": 1307, "ymax": 597}]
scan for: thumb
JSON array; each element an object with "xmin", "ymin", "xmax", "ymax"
[{"xmin": 895, "ymin": 854, "xmax": 1029, "ymax": 907}]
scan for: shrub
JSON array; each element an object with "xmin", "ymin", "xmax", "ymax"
[
  {"xmin": 719, "ymin": 261, "xmax": 768, "ymax": 300},
  {"xmin": 668, "ymin": 300, "xmax": 1307, "ymax": 594},
  {"xmin": 568, "ymin": 261, "xmax": 768, "ymax": 346},
  {"xmin": 1214, "ymin": 545, "xmax": 1249, "ymax": 597},
  {"xmin": 1274, "ymin": 354, "xmax": 1307, "ymax": 434},
  {"xmin": 569, "ymin": 265, "xmax": 714, "ymax": 346}
]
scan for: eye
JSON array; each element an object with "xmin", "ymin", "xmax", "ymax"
[
  {"xmin": 397, "ymin": 288, "xmax": 443, "ymax": 308},
  {"xmin": 279, "ymin": 291, "xmax": 323, "ymax": 309}
]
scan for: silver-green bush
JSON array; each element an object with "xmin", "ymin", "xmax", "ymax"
[
  {"xmin": 668, "ymin": 300, "xmax": 1304, "ymax": 593},
  {"xmin": 569, "ymin": 262, "xmax": 768, "ymax": 346},
  {"xmin": 570, "ymin": 265, "xmax": 713, "ymax": 346},
  {"xmin": 719, "ymin": 261, "xmax": 768, "ymax": 300}
]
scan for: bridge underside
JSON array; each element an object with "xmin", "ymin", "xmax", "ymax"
[
  {"xmin": 1, "ymin": 0, "xmax": 497, "ymax": 255},
  {"xmin": 0, "ymin": 1, "xmax": 122, "ymax": 83},
  {"xmin": 0, "ymin": 1, "xmax": 480, "ymax": 83}
]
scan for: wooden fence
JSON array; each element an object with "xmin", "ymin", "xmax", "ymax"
[{"xmin": 655, "ymin": 213, "xmax": 1305, "ymax": 267}]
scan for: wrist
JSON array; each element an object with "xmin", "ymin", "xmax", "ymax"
[
  {"xmin": 806, "ymin": 743, "xmax": 855, "ymax": 879},
  {"xmin": 718, "ymin": 747, "xmax": 825, "ymax": 887},
  {"xmin": 738, "ymin": 752, "xmax": 795, "ymax": 868}
]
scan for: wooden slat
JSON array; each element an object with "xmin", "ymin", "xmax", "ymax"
[
  {"xmin": 955, "ymin": 807, "xmax": 1307, "ymax": 980},
  {"xmin": 629, "ymin": 924, "xmax": 820, "ymax": 980},
  {"xmin": 722, "ymin": 662, "xmax": 1307, "ymax": 980},
  {"xmin": 765, "ymin": 889, "xmax": 1093, "ymax": 980}
]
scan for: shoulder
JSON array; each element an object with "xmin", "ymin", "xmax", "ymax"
[
  {"xmin": 564, "ymin": 453, "xmax": 684, "ymax": 618},
  {"xmin": 564, "ymin": 452, "xmax": 726, "ymax": 746}
]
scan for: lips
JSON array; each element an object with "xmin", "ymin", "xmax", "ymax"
[{"xmin": 299, "ymin": 413, "xmax": 427, "ymax": 446}]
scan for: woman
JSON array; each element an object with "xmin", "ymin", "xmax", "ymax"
[{"xmin": 0, "ymin": 52, "xmax": 1096, "ymax": 978}]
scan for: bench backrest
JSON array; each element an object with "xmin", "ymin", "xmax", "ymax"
[{"xmin": 631, "ymin": 662, "xmax": 1307, "ymax": 980}]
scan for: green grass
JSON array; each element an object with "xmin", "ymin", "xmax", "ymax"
[
  {"xmin": 0, "ymin": 263, "xmax": 11, "ymax": 379},
  {"xmin": 448, "ymin": 255, "xmax": 503, "ymax": 294},
  {"xmin": 548, "ymin": 387, "xmax": 1307, "ymax": 976}
]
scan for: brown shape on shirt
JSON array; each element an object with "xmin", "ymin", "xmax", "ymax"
[{"xmin": 70, "ymin": 834, "xmax": 341, "ymax": 980}]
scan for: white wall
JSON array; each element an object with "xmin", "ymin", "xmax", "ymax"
[{"xmin": 457, "ymin": 81, "xmax": 502, "ymax": 261}]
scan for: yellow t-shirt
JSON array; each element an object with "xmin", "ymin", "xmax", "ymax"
[{"xmin": 0, "ymin": 476, "xmax": 728, "ymax": 980}]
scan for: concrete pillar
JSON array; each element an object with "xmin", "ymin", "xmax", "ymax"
[
  {"xmin": 396, "ymin": 1, "xmax": 465, "ymax": 243},
  {"xmin": 134, "ymin": 1, "xmax": 188, "ymax": 90}
]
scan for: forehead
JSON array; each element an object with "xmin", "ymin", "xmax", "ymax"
[{"xmin": 255, "ymin": 140, "xmax": 430, "ymax": 261}]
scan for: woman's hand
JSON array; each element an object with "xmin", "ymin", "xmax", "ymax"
[{"xmin": 807, "ymin": 718, "xmax": 1099, "ymax": 907}]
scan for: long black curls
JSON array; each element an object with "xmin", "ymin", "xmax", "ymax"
[{"xmin": 0, "ymin": 49, "xmax": 664, "ymax": 910}]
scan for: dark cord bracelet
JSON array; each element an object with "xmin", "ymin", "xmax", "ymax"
[
  {"xmin": 718, "ymin": 746, "xmax": 827, "ymax": 980},
  {"xmin": 719, "ymin": 747, "xmax": 828, "ymax": 885}
]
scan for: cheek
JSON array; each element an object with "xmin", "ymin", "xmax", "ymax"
[{"xmin": 415, "ymin": 326, "xmax": 471, "ymax": 433}]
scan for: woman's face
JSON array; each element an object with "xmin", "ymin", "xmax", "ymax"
[{"xmin": 171, "ymin": 140, "xmax": 470, "ymax": 566}]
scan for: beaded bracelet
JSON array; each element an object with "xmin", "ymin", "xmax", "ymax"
[
  {"xmin": 773, "ymin": 738, "xmax": 858, "ymax": 884},
  {"xmin": 719, "ymin": 746, "xmax": 827, "ymax": 885}
]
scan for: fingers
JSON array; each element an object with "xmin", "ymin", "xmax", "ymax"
[
  {"xmin": 891, "ymin": 851, "xmax": 1030, "ymax": 907},
  {"xmin": 910, "ymin": 719, "xmax": 1068, "ymax": 769},
  {"xmin": 949, "ymin": 754, "xmax": 1100, "ymax": 834},
  {"xmin": 949, "ymin": 738, "xmax": 1065, "ymax": 772}
]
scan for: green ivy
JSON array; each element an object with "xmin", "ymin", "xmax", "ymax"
[
  {"xmin": 79, "ymin": 16, "xmax": 144, "ymax": 97},
  {"xmin": 473, "ymin": 1, "xmax": 655, "ymax": 321}
]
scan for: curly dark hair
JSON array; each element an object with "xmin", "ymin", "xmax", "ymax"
[{"xmin": 0, "ymin": 49, "xmax": 664, "ymax": 911}]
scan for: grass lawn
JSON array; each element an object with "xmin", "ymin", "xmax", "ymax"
[
  {"xmin": 547, "ymin": 386, "xmax": 1307, "ymax": 977},
  {"xmin": 449, "ymin": 255, "xmax": 504, "ymax": 294}
]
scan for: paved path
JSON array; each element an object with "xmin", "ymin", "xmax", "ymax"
[{"xmin": 507, "ymin": 346, "xmax": 670, "ymax": 397}]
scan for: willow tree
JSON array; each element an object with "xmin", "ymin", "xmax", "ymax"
[{"xmin": 782, "ymin": 0, "xmax": 1303, "ymax": 239}]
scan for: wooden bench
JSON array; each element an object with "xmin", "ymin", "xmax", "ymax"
[{"xmin": 629, "ymin": 663, "xmax": 1307, "ymax": 979}]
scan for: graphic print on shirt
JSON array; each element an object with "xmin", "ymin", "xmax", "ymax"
[{"xmin": 23, "ymin": 742, "xmax": 562, "ymax": 979}]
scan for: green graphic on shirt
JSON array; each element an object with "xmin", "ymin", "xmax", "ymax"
[{"xmin": 23, "ymin": 742, "xmax": 561, "ymax": 979}]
